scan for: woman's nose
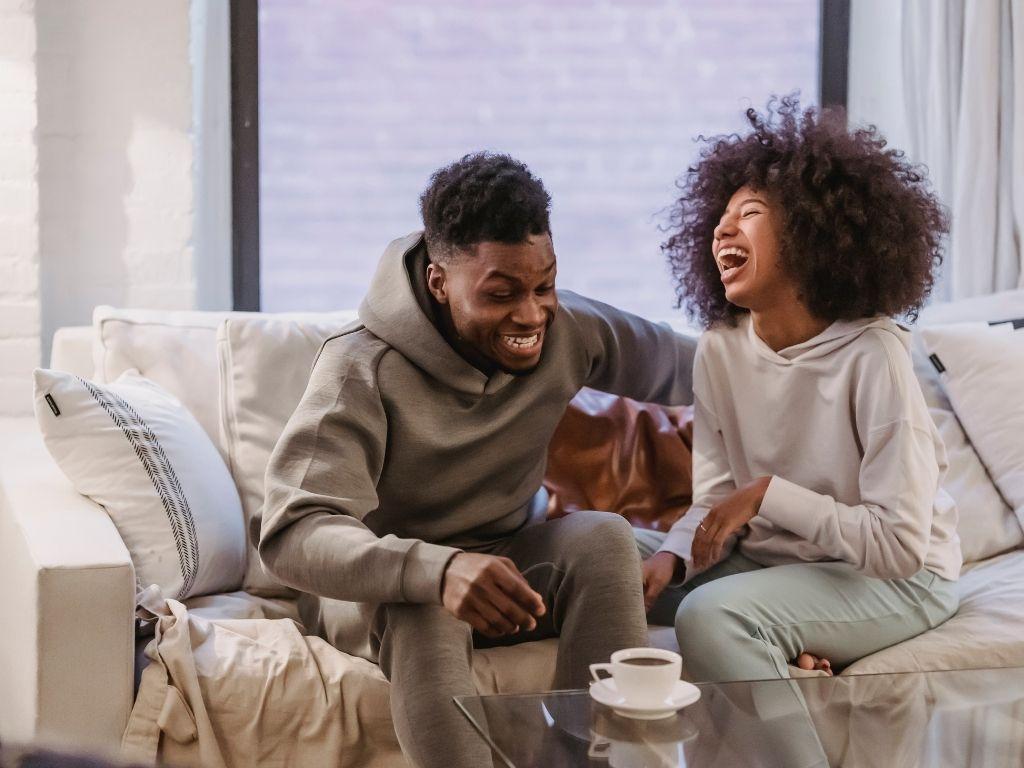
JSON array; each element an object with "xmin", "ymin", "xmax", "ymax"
[{"xmin": 714, "ymin": 216, "xmax": 737, "ymax": 241}]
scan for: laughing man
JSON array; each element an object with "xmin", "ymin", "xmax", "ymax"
[{"xmin": 259, "ymin": 152, "xmax": 697, "ymax": 768}]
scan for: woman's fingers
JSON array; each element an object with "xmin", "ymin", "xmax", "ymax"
[{"xmin": 693, "ymin": 514, "xmax": 717, "ymax": 569}]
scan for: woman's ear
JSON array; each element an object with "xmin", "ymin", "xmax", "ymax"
[{"xmin": 426, "ymin": 262, "xmax": 449, "ymax": 305}]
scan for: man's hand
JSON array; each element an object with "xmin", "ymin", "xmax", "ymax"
[
  {"xmin": 691, "ymin": 476, "xmax": 771, "ymax": 570},
  {"xmin": 641, "ymin": 551, "xmax": 682, "ymax": 613},
  {"xmin": 441, "ymin": 552, "xmax": 546, "ymax": 638}
]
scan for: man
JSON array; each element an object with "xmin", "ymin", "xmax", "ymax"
[{"xmin": 260, "ymin": 152, "xmax": 697, "ymax": 768}]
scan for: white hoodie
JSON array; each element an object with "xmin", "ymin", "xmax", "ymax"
[{"xmin": 658, "ymin": 314, "xmax": 962, "ymax": 583}]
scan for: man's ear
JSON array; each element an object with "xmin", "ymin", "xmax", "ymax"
[{"xmin": 426, "ymin": 262, "xmax": 449, "ymax": 305}]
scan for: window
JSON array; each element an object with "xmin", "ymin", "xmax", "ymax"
[{"xmin": 234, "ymin": 1, "xmax": 847, "ymax": 314}]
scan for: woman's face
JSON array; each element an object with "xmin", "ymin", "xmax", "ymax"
[{"xmin": 712, "ymin": 185, "xmax": 795, "ymax": 311}]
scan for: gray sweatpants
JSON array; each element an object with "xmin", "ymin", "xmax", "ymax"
[{"xmin": 310, "ymin": 511, "xmax": 648, "ymax": 768}]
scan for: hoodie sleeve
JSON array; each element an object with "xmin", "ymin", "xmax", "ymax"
[
  {"xmin": 757, "ymin": 332, "xmax": 941, "ymax": 580},
  {"xmin": 655, "ymin": 343, "xmax": 737, "ymax": 582},
  {"xmin": 559, "ymin": 291, "xmax": 696, "ymax": 406},
  {"xmin": 259, "ymin": 335, "xmax": 460, "ymax": 605}
]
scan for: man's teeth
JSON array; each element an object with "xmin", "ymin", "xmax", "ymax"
[{"xmin": 502, "ymin": 334, "xmax": 539, "ymax": 350}]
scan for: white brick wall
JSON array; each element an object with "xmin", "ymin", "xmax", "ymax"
[
  {"xmin": 0, "ymin": 0, "xmax": 40, "ymax": 415},
  {"xmin": 36, "ymin": 0, "xmax": 199, "ymax": 364},
  {"xmin": 0, "ymin": 0, "xmax": 224, "ymax": 416}
]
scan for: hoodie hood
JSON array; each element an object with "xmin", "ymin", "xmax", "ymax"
[
  {"xmin": 746, "ymin": 313, "xmax": 910, "ymax": 365},
  {"xmin": 358, "ymin": 231, "xmax": 517, "ymax": 396}
]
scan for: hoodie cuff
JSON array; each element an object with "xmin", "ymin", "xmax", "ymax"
[
  {"xmin": 758, "ymin": 475, "xmax": 821, "ymax": 540},
  {"xmin": 401, "ymin": 541, "xmax": 462, "ymax": 604}
]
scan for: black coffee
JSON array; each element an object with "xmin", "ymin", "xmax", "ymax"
[{"xmin": 622, "ymin": 657, "xmax": 671, "ymax": 666}]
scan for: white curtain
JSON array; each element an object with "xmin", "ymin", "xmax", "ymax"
[{"xmin": 902, "ymin": 0, "xmax": 1024, "ymax": 300}]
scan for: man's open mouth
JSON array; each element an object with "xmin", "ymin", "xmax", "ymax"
[
  {"xmin": 500, "ymin": 333, "xmax": 541, "ymax": 353},
  {"xmin": 717, "ymin": 246, "xmax": 750, "ymax": 282}
]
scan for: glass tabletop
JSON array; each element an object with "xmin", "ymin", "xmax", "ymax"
[{"xmin": 454, "ymin": 666, "xmax": 1024, "ymax": 767}]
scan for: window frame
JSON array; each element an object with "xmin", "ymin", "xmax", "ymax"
[{"xmin": 230, "ymin": 0, "xmax": 849, "ymax": 311}]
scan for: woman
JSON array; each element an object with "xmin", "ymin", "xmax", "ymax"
[{"xmin": 638, "ymin": 96, "xmax": 962, "ymax": 683}]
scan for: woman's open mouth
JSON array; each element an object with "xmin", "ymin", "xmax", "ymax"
[{"xmin": 717, "ymin": 246, "xmax": 750, "ymax": 284}]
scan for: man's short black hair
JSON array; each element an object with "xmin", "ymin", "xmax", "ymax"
[{"xmin": 419, "ymin": 152, "xmax": 552, "ymax": 261}]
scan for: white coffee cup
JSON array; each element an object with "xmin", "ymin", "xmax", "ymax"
[{"xmin": 590, "ymin": 647, "xmax": 682, "ymax": 708}]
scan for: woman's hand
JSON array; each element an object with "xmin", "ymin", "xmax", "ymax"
[
  {"xmin": 692, "ymin": 476, "xmax": 772, "ymax": 570},
  {"xmin": 641, "ymin": 551, "xmax": 682, "ymax": 613}
]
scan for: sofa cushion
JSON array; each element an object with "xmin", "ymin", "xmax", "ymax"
[
  {"xmin": 92, "ymin": 306, "xmax": 248, "ymax": 458},
  {"xmin": 842, "ymin": 549, "xmax": 1024, "ymax": 674},
  {"xmin": 919, "ymin": 322, "xmax": 1024, "ymax": 535},
  {"xmin": 217, "ymin": 314, "xmax": 358, "ymax": 596},
  {"xmin": 33, "ymin": 369, "xmax": 246, "ymax": 600}
]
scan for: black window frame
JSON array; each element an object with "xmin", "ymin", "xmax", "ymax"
[{"xmin": 230, "ymin": 0, "xmax": 850, "ymax": 311}]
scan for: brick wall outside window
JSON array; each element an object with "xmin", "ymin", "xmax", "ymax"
[{"xmin": 259, "ymin": 0, "xmax": 818, "ymax": 319}]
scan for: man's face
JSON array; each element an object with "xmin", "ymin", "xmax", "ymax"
[{"xmin": 427, "ymin": 234, "xmax": 558, "ymax": 375}]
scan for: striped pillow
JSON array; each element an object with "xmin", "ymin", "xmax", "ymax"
[{"xmin": 33, "ymin": 368, "xmax": 246, "ymax": 601}]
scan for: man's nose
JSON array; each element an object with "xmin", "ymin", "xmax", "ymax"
[{"xmin": 513, "ymin": 295, "xmax": 548, "ymax": 327}]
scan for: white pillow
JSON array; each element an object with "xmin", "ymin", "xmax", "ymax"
[
  {"xmin": 33, "ymin": 368, "xmax": 246, "ymax": 600},
  {"xmin": 918, "ymin": 323, "xmax": 1024, "ymax": 532},
  {"xmin": 92, "ymin": 306, "xmax": 247, "ymax": 458},
  {"xmin": 217, "ymin": 313, "xmax": 358, "ymax": 597},
  {"xmin": 909, "ymin": 333, "xmax": 1023, "ymax": 562}
]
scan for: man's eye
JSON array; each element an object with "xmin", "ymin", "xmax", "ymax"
[
  {"xmin": 742, "ymin": 209, "xmax": 761, "ymax": 218},
  {"xmin": 536, "ymin": 285, "xmax": 554, "ymax": 294},
  {"xmin": 488, "ymin": 293, "xmax": 513, "ymax": 301}
]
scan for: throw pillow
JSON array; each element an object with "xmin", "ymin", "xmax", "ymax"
[
  {"xmin": 92, "ymin": 306, "xmax": 248, "ymax": 458},
  {"xmin": 918, "ymin": 322, "xmax": 1024, "ymax": 532},
  {"xmin": 33, "ymin": 368, "xmax": 247, "ymax": 600},
  {"xmin": 909, "ymin": 332, "xmax": 1022, "ymax": 562},
  {"xmin": 217, "ymin": 314, "xmax": 358, "ymax": 597}
]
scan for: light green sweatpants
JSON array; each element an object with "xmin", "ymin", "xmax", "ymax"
[{"xmin": 635, "ymin": 529, "xmax": 959, "ymax": 683}]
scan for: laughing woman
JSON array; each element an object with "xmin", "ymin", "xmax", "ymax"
[{"xmin": 638, "ymin": 96, "xmax": 962, "ymax": 683}]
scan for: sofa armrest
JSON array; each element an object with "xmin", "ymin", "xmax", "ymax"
[
  {"xmin": 49, "ymin": 325, "xmax": 97, "ymax": 378},
  {"xmin": 0, "ymin": 417, "xmax": 136, "ymax": 754}
]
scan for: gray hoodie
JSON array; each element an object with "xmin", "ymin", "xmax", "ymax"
[{"xmin": 260, "ymin": 232, "xmax": 697, "ymax": 606}]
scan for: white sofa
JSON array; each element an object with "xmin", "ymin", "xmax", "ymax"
[{"xmin": 2, "ymin": 292, "xmax": 1024, "ymax": 766}]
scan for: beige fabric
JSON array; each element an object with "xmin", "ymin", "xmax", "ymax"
[
  {"xmin": 123, "ymin": 595, "xmax": 558, "ymax": 768},
  {"xmin": 123, "ymin": 599, "xmax": 407, "ymax": 768},
  {"xmin": 216, "ymin": 314, "xmax": 357, "ymax": 597}
]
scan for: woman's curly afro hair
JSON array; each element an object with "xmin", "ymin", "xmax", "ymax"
[
  {"xmin": 663, "ymin": 95, "xmax": 948, "ymax": 329},
  {"xmin": 420, "ymin": 151, "xmax": 551, "ymax": 261}
]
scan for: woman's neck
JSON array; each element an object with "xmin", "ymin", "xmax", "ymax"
[{"xmin": 750, "ymin": 302, "xmax": 831, "ymax": 352}]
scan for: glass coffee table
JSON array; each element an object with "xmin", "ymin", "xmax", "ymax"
[{"xmin": 455, "ymin": 666, "xmax": 1024, "ymax": 767}]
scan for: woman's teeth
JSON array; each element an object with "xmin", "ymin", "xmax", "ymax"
[
  {"xmin": 502, "ymin": 334, "xmax": 540, "ymax": 351},
  {"xmin": 717, "ymin": 246, "xmax": 749, "ymax": 280}
]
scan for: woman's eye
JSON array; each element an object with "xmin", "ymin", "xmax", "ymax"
[
  {"xmin": 489, "ymin": 293, "xmax": 513, "ymax": 301},
  {"xmin": 742, "ymin": 209, "xmax": 761, "ymax": 218},
  {"xmin": 536, "ymin": 285, "xmax": 554, "ymax": 295}
]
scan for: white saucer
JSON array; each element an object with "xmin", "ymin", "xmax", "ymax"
[{"xmin": 589, "ymin": 678, "xmax": 701, "ymax": 719}]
